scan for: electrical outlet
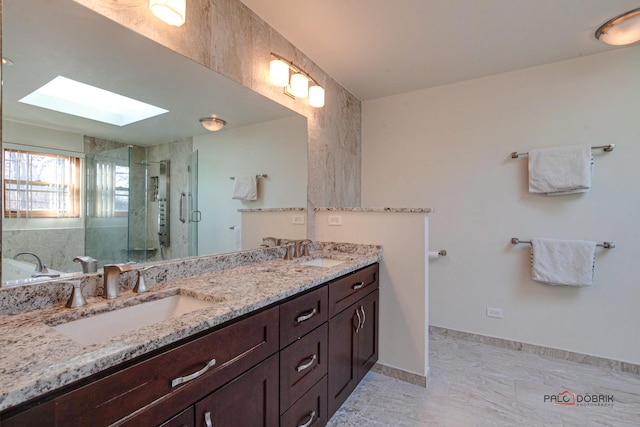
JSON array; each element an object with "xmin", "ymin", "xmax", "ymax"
[
  {"xmin": 486, "ymin": 307, "xmax": 503, "ymax": 318},
  {"xmin": 328, "ymin": 215, "xmax": 342, "ymax": 226},
  {"xmin": 292, "ymin": 215, "xmax": 305, "ymax": 225}
]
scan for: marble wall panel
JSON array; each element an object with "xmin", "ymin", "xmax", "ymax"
[{"xmin": 3, "ymin": 229, "xmax": 84, "ymax": 272}]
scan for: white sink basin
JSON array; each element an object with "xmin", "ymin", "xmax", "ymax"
[
  {"xmin": 299, "ymin": 258, "xmax": 346, "ymax": 268},
  {"xmin": 52, "ymin": 295, "xmax": 214, "ymax": 345}
]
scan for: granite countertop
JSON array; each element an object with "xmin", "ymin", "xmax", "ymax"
[{"xmin": 0, "ymin": 246, "xmax": 381, "ymax": 413}]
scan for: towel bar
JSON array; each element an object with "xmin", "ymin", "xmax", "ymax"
[
  {"xmin": 510, "ymin": 144, "xmax": 615, "ymax": 159},
  {"xmin": 229, "ymin": 174, "xmax": 268, "ymax": 180},
  {"xmin": 511, "ymin": 237, "xmax": 615, "ymax": 249}
]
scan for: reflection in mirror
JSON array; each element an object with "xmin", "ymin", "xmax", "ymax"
[{"xmin": 1, "ymin": 0, "xmax": 308, "ymax": 286}]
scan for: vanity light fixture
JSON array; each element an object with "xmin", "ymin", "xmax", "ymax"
[
  {"xmin": 269, "ymin": 53, "xmax": 325, "ymax": 108},
  {"xmin": 199, "ymin": 117, "xmax": 227, "ymax": 132},
  {"xmin": 596, "ymin": 8, "xmax": 640, "ymax": 45},
  {"xmin": 149, "ymin": 0, "xmax": 186, "ymax": 27}
]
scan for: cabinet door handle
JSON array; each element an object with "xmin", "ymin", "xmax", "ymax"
[
  {"xmin": 204, "ymin": 411, "xmax": 213, "ymax": 427},
  {"xmin": 296, "ymin": 354, "xmax": 317, "ymax": 372},
  {"xmin": 296, "ymin": 308, "xmax": 317, "ymax": 323},
  {"xmin": 352, "ymin": 281, "xmax": 365, "ymax": 290},
  {"xmin": 171, "ymin": 358, "xmax": 216, "ymax": 387},
  {"xmin": 360, "ymin": 306, "xmax": 366, "ymax": 329},
  {"xmin": 298, "ymin": 410, "xmax": 316, "ymax": 427},
  {"xmin": 354, "ymin": 308, "xmax": 362, "ymax": 333}
]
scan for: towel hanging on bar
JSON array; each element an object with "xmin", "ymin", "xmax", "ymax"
[{"xmin": 529, "ymin": 238, "xmax": 596, "ymax": 286}]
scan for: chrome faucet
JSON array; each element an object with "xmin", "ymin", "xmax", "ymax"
[
  {"xmin": 280, "ymin": 239, "xmax": 295, "ymax": 260},
  {"xmin": 73, "ymin": 256, "xmax": 98, "ymax": 273},
  {"xmin": 13, "ymin": 252, "xmax": 45, "ymax": 273},
  {"xmin": 102, "ymin": 264, "xmax": 133, "ymax": 299}
]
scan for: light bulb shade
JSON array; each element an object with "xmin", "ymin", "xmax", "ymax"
[
  {"xmin": 200, "ymin": 117, "xmax": 226, "ymax": 131},
  {"xmin": 308, "ymin": 85, "xmax": 325, "ymax": 108},
  {"xmin": 150, "ymin": 0, "xmax": 186, "ymax": 27},
  {"xmin": 289, "ymin": 73, "xmax": 309, "ymax": 98},
  {"xmin": 596, "ymin": 8, "xmax": 640, "ymax": 45},
  {"xmin": 270, "ymin": 59, "xmax": 290, "ymax": 87}
]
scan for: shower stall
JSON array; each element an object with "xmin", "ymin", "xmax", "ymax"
[{"xmin": 85, "ymin": 145, "xmax": 198, "ymax": 267}]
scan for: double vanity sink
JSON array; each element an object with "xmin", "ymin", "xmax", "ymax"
[{"xmin": 0, "ymin": 250, "xmax": 373, "ymax": 421}]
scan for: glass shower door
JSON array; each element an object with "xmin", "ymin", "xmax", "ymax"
[
  {"xmin": 85, "ymin": 146, "xmax": 131, "ymax": 266},
  {"xmin": 188, "ymin": 150, "xmax": 199, "ymax": 257}
]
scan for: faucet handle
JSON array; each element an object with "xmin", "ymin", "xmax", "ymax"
[
  {"xmin": 300, "ymin": 239, "xmax": 313, "ymax": 257},
  {"xmin": 62, "ymin": 280, "xmax": 87, "ymax": 308},
  {"xmin": 134, "ymin": 266, "xmax": 154, "ymax": 293}
]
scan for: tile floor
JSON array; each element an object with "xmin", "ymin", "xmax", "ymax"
[{"xmin": 327, "ymin": 333, "xmax": 640, "ymax": 426}]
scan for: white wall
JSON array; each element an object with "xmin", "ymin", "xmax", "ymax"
[
  {"xmin": 315, "ymin": 211, "xmax": 429, "ymax": 378},
  {"xmin": 241, "ymin": 211, "xmax": 307, "ymax": 250},
  {"xmin": 193, "ymin": 116, "xmax": 307, "ymax": 255},
  {"xmin": 362, "ymin": 46, "xmax": 640, "ymax": 364}
]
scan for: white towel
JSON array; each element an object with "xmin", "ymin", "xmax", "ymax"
[
  {"xmin": 233, "ymin": 226, "xmax": 242, "ymax": 251},
  {"xmin": 530, "ymin": 238, "xmax": 596, "ymax": 286},
  {"xmin": 528, "ymin": 145, "xmax": 592, "ymax": 195},
  {"xmin": 232, "ymin": 176, "xmax": 257, "ymax": 201}
]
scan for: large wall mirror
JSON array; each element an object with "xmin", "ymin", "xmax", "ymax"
[{"xmin": 1, "ymin": 0, "xmax": 308, "ymax": 286}]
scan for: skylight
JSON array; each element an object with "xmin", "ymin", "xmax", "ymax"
[{"xmin": 19, "ymin": 76, "xmax": 169, "ymax": 126}]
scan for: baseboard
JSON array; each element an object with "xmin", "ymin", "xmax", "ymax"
[
  {"xmin": 429, "ymin": 325, "xmax": 640, "ymax": 376},
  {"xmin": 371, "ymin": 362, "xmax": 428, "ymax": 387}
]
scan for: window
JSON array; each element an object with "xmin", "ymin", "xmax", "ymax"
[
  {"xmin": 88, "ymin": 159, "xmax": 129, "ymax": 217},
  {"xmin": 3, "ymin": 148, "xmax": 81, "ymax": 218}
]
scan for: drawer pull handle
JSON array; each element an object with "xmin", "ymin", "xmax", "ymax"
[
  {"xmin": 204, "ymin": 411, "xmax": 213, "ymax": 427},
  {"xmin": 298, "ymin": 410, "xmax": 316, "ymax": 427},
  {"xmin": 296, "ymin": 308, "xmax": 317, "ymax": 323},
  {"xmin": 352, "ymin": 281, "xmax": 365, "ymax": 290},
  {"xmin": 360, "ymin": 306, "xmax": 366, "ymax": 329},
  {"xmin": 296, "ymin": 354, "xmax": 317, "ymax": 372},
  {"xmin": 171, "ymin": 358, "xmax": 216, "ymax": 387},
  {"xmin": 355, "ymin": 308, "xmax": 362, "ymax": 333}
]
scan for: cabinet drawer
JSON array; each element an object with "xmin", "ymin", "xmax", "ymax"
[
  {"xmin": 280, "ymin": 323, "xmax": 328, "ymax": 413},
  {"xmin": 57, "ymin": 306, "xmax": 279, "ymax": 427},
  {"xmin": 328, "ymin": 264, "xmax": 379, "ymax": 318},
  {"xmin": 159, "ymin": 406, "xmax": 194, "ymax": 427},
  {"xmin": 280, "ymin": 376, "xmax": 327, "ymax": 427},
  {"xmin": 194, "ymin": 354, "xmax": 279, "ymax": 427},
  {"xmin": 280, "ymin": 286, "xmax": 328, "ymax": 348}
]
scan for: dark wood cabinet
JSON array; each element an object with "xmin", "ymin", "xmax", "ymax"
[
  {"xmin": 194, "ymin": 354, "xmax": 279, "ymax": 427},
  {"xmin": 280, "ymin": 376, "xmax": 327, "ymax": 427},
  {"xmin": 327, "ymin": 264, "xmax": 379, "ymax": 418},
  {"xmin": 0, "ymin": 263, "xmax": 380, "ymax": 427},
  {"xmin": 279, "ymin": 323, "xmax": 328, "ymax": 413}
]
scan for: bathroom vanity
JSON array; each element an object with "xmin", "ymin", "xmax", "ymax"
[{"xmin": 0, "ymin": 248, "xmax": 380, "ymax": 426}]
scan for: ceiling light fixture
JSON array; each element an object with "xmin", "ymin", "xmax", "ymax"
[
  {"xmin": 595, "ymin": 8, "xmax": 640, "ymax": 45},
  {"xmin": 149, "ymin": 0, "xmax": 186, "ymax": 27},
  {"xmin": 269, "ymin": 53, "xmax": 325, "ymax": 108},
  {"xmin": 2, "ymin": 57, "xmax": 14, "ymax": 66},
  {"xmin": 199, "ymin": 117, "xmax": 227, "ymax": 132}
]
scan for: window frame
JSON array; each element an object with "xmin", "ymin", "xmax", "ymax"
[{"xmin": 3, "ymin": 148, "xmax": 82, "ymax": 219}]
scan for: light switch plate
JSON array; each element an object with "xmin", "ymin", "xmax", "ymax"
[
  {"xmin": 328, "ymin": 215, "xmax": 342, "ymax": 226},
  {"xmin": 292, "ymin": 215, "xmax": 305, "ymax": 225}
]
